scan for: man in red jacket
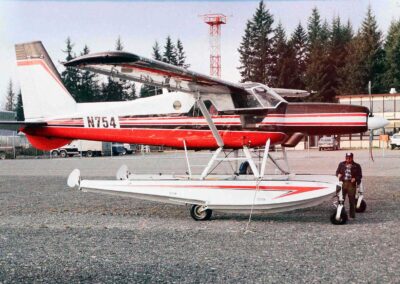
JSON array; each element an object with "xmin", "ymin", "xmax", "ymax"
[{"xmin": 336, "ymin": 153, "xmax": 363, "ymax": 219}]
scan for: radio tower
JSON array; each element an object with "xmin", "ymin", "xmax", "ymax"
[{"xmin": 202, "ymin": 14, "xmax": 226, "ymax": 78}]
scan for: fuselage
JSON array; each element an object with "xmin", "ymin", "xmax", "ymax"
[{"xmin": 21, "ymin": 94, "xmax": 369, "ymax": 150}]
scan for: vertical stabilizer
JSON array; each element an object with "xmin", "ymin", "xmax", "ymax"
[{"xmin": 15, "ymin": 41, "xmax": 76, "ymax": 121}]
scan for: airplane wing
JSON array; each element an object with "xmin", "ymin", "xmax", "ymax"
[
  {"xmin": 0, "ymin": 121, "xmax": 47, "ymax": 131},
  {"xmin": 64, "ymin": 51, "xmax": 246, "ymax": 95}
]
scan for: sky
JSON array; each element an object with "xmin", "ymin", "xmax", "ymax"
[{"xmin": 1, "ymin": 0, "xmax": 400, "ymax": 107}]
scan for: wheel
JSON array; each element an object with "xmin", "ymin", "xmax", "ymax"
[
  {"xmin": 356, "ymin": 199, "xmax": 367, "ymax": 213},
  {"xmin": 391, "ymin": 144, "xmax": 395, "ymax": 150},
  {"xmin": 59, "ymin": 150, "xmax": 68, "ymax": 158},
  {"xmin": 121, "ymin": 149, "xmax": 127, "ymax": 155},
  {"xmin": 86, "ymin": 150, "xmax": 93, "ymax": 157},
  {"xmin": 319, "ymin": 147, "xmax": 321, "ymax": 151},
  {"xmin": 51, "ymin": 150, "xmax": 59, "ymax": 158},
  {"xmin": 0, "ymin": 152, "xmax": 5, "ymax": 160},
  {"xmin": 330, "ymin": 208, "xmax": 348, "ymax": 225},
  {"xmin": 190, "ymin": 205, "xmax": 212, "ymax": 221}
]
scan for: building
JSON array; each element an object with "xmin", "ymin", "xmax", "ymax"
[
  {"xmin": 336, "ymin": 92, "xmax": 400, "ymax": 148},
  {"xmin": 0, "ymin": 110, "xmax": 16, "ymax": 136}
]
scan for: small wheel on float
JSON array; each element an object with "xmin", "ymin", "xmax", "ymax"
[
  {"xmin": 356, "ymin": 199, "xmax": 367, "ymax": 213},
  {"xmin": 86, "ymin": 150, "xmax": 93, "ymax": 158},
  {"xmin": 190, "ymin": 205, "xmax": 212, "ymax": 221},
  {"xmin": 330, "ymin": 209, "xmax": 348, "ymax": 225}
]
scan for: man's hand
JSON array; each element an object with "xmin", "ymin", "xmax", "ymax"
[
  {"xmin": 338, "ymin": 174, "xmax": 342, "ymax": 179},
  {"xmin": 351, "ymin": 178, "xmax": 356, "ymax": 183}
]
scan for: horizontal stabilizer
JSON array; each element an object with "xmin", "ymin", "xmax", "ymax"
[{"xmin": 0, "ymin": 121, "xmax": 47, "ymax": 131}]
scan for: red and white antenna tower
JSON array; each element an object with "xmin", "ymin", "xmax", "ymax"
[{"xmin": 202, "ymin": 14, "xmax": 227, "ymax": 78}]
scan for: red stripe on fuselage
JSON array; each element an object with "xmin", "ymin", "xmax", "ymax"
[{"xmin": 22, "ymin": 127, "xmax": 287, "ymax": 149}]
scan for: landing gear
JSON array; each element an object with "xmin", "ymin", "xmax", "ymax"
[
  {"xmin": 190, "ymin": 205, "xmax": 212, "ymax": 221},
  {"xmin": 331, "ymin": 182, "xmax": 347, "ymax": 225},
  {"xmin": 330, "ymin": 208, "xmax": 348, "ymax": 225},
  {"xmin": 356, "ymin": 198, "xmax": 367, "ymax": 213},
  {"xmin": 356, "ymin": 183, "xmax": 367, "ymax": 213}
]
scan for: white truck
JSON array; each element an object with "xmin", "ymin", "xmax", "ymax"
[
  {"xmin": 51, "ymin": 140, "xmax": 103, "ymax": 158},
  {"xmin": 390, "ymin": 133, "xmax": 400, "ymax": 150}
]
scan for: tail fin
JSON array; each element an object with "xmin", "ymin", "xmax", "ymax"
[{"xmin": 15, "ymin": 41, "xmax": 76, "ymax": 121}]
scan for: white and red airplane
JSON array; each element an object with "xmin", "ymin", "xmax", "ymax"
[{"xmin": 1, "ymin": 41, "xmax": 388, "ymax": 223}]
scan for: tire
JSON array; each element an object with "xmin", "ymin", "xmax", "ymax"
[
  {"xmin": 86, "ymin": 150, "xmax": 93, "ymax": 157},
  {"xmin": 121, "ymin": 149, "xmax": 127, "ymax": 155},
  {"xmin": 330, "ymin": 208, "xmax": 348, "ymax": 225},
  {"xmin": 391, "ymin": 144, "xmax": 395, "ymax": 150},
  {"xmin": 51, "ymin": 150, "xmax": 59, "ymax": 158},
  {"xmin": 0, "ymin": 152, "xmax": 5, "ymax": 160},
  {"xmin": 59, "ymin": 150, "xmax": 68, "ymax": 158},
  {"xmin": 319, "ymin": 147, "xmax": 321, "ymax": 151},
  {"xmin": 190, "ymin": 205, "xmax": 212, "ymax": 221},
  {"xmin": 356, "ymin": 199, "xmax": 367, "ymax": 213}
]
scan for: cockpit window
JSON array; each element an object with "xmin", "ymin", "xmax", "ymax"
[{"xmin": 243, "ymin": 84, "xmax": 285, "ymax": 109}]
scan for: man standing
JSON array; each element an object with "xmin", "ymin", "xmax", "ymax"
[{"xmin": 336, "ymin": 153, "xmax": 363, "ymax": 219}]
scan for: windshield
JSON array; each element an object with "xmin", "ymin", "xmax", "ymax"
[{"xmin": 244, "ymin": 84, "xmax": 285, "ymax": 109}]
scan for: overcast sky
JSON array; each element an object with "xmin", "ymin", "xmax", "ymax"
[{"xmin": 1, "ymin": 0, "xmax": 400, "ymax": 107}]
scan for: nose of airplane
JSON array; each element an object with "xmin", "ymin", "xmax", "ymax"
[{"xmin": 368, "ymin": 116, "xmax": 389, "ymax": 130}]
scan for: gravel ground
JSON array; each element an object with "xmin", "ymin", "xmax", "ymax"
[{"xmin": 0, "ymin": 149, "xmax": 399, "ymax": 283}]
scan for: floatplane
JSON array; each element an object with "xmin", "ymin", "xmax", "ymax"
[{"xmin": 1, "ymin": 41, "xmax": 388, "ymax": 223}]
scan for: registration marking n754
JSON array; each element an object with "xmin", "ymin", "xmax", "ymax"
[{"xmin": 84, "ymin": 116, "xmax": 120, "ymax": 128}]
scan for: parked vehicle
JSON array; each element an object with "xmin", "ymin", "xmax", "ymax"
[
  {"xmin": 111, "ymin": 143, "xmax": 135, "ymax": 155},
  {"xmin": 0, "ymin": 146, "xmax": 12, "ymax": 160},
  {"xmin": 51, "ymin": 140, "xmax": 103, "ymax": 158},
  {"xmin": 390, "ymin": 133, "xmax": 400, "ymax": 150},
  {"xmin": 318, "ymin": 136, "xmax": 339, "ymax": 151}
]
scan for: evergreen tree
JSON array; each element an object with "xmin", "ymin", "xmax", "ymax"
[
  {"xmin": 176, "ymin": 39, "xmax": 189, "ymax": 68},
  {"xmin": 152, "ymin": 41, "xmax": 162, "ymax": 61},
  {"xmin": 338, "ymin": 6, "xmax": 385, "ymax": 94},
  {"xmin": 238, "ymin": 0, "xmax": 275, "ymax": 84},
  {"xmin": 289, "ymin": 22, "xmax": 308, "ymax": 89},
  {"xmin": 163, "ymin": 36, "xmax": 177, "ymax": 65},
  {"xmin": 304, "ymin": 8, "xmax": 332, "ymax": 101},
  {"xmin": 383, "ymin": 20, "xmax": 400, "ymax": 91},
  {"xmin": 15, "ymin": 90, "xmax": 24, "ymax": 121},
  {"xmin": 329, "ymin": 17, "xmax": 353, "ymax": 99},
  {"xmin": 238, "ymin": 20, "xmax": 255, "ymax": 82},
  {"xmin": 100, "ymin": 37, "xmax": 136, "ymax": 101},
  {"xmin": 76, "ymin": 45, "xmax": 100, "ymax": 102},
  {"xmin": 139, "ymin": 41, "xmax": 165, "ymax": 98},
  {"xmin": 270, "ymin": 22, "xmax": 288, "ymax": 87},
  {"xmin": 307, "ymin": 7, "xmax": 322, "ymax": 48},
  {"xmin": 4, "ymin": 79, "xmax": 15, "ymax": 111},
  {"xmin": 61, "ymin": 37, "xmax": 80, "ymax": 99},
  {"xmin": 115, "ymin": 36, "xmax": 124, "ymax": 51}
]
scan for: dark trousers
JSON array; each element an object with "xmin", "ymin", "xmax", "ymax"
[{"xmin": 342, "ymin": 181, "xmax": 356, "ymax": 218}]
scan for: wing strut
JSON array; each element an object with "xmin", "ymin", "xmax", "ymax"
[{"xmin": 196, "ymin": 96, "xmax": 224, "ymax": 148}]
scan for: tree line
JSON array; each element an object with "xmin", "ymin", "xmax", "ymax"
[{"xmin": 239, "ymin": 1, "xmax": 400, "ymax": 102}]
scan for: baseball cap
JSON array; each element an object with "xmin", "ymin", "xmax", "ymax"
[{"xmin": 345, "ymin": 152, "xmax": 353, "ymax": 158}]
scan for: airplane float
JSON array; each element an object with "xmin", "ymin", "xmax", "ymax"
[{"xmin": 1, "ymin": 41, "xmax": 388, "ymax": 224}]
